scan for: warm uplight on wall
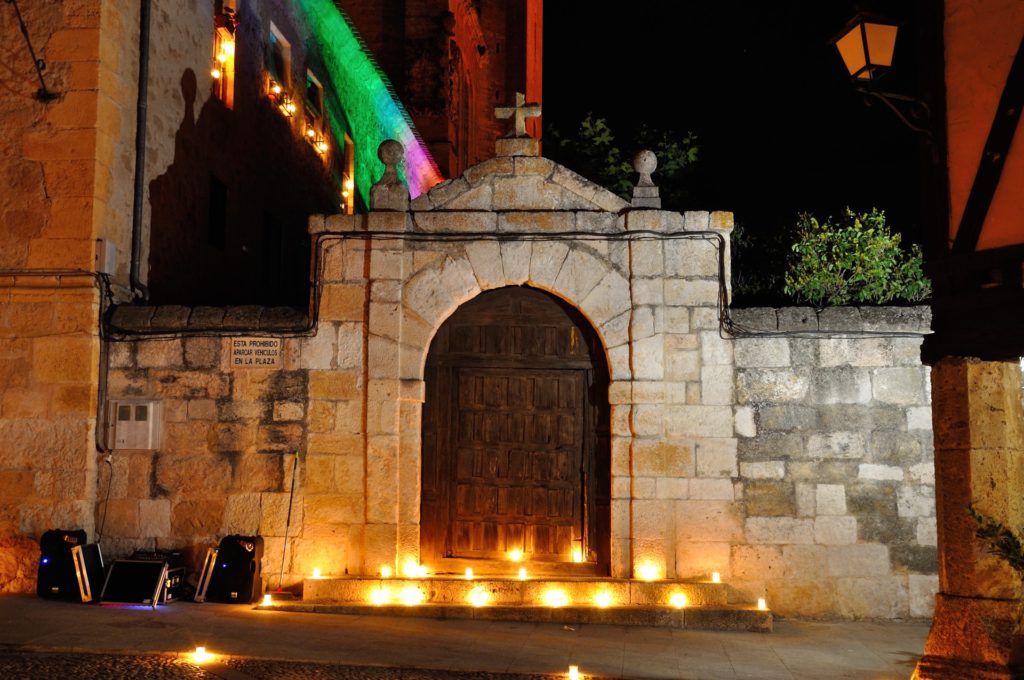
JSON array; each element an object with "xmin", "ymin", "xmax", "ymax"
[
  {"xmin": 635, "ymin": 562, "xmax": 660, "ymax": 581},
  {"xmin": 669, "ymin": 592, "xmax": 688, "ymax": 609},
  {"xmin": 757, "ymin": 597, "xmax": 768, "ymax": 611},
  {"xmin": 594, "ymin": 591, "xmax": 613, "ymax": 608},
  {"xmin": 370, "ymin": 586, "xmax": 391, "ymax": 605},
  {"xmin": 508, "ymin": 549, "xmax": 523, "ymax": 562},
  {"xmin": 380, "ymin": 565, "xmax": 392, "ymax": 579},
  {"xmin": 568, "ymin": 664, "xmax": 581, "ymax": 680},
  {"xmin": 467, "ymin": 587, "xmax": 490, "ymax": 607},
  {"xmin": 399, "ymin": 585, "xmax": 425, "ymax": 606},
  {"xmin": 543, "ymin": 589, "xmax": 570, "ymax": 608},
  {"xmin": 711, "ymin": 571, "xmax": 721, "ymax": 584}
]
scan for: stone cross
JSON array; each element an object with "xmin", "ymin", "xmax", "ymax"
[{"xmin": 495, "ymin": 92, "xmax": 541, "ymax": 138}]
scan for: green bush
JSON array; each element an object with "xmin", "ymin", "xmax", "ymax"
[{"xmin": 783, "ymin": 208, "xmax": 931, "ymax": 307}]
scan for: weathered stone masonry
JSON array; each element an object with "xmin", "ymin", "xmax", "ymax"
[{"xmin": 100, "ymin": 145, "xmax": 939, "ymax": 619}]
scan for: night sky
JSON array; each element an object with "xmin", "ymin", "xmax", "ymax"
[{"xmin": 543, "ymin": 2, "xmax": 935, "ymax": 251}]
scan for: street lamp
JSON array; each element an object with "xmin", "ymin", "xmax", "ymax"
[
  {"xmin": 832, "ymin": 14, "xmax": 899, "ymax": 82},
  {"xmin": 831, "ymin": 13, "xmax": 931, "ymax": 138}
]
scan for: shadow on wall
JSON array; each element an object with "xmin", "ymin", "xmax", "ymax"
[{"xmin": 148, "ymin": 68, "xmax": 338, "ymax": 308}]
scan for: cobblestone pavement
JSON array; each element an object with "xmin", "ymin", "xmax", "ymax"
[{"xmin": 0, "ymin": 651, "xmax": 562, "ymax": 680}]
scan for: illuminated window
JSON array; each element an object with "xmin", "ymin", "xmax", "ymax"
[
  {"xmin": 211, "ymin": 3, "xmax": 237, "ymax": 108},
  {"xmin": 267, "ymin": 23, "xmax": 291, "ymax": 92},
  {"xmin": 340, "ymin": 133, "xmax": 355, "ymax": 214},
  {"xmin": 304, "ymin": 72, "xmax": 329, "ymax": 155}
]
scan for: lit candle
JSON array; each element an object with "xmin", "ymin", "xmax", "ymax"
[
  {"xmin": 711, "ymin": 571, "xmax": 721, "ymax": 583},
  {"xmin": 571, "ymin": 547, "xmax": 583, "ymax": 563},
  {"xmin": 669, "ymin": 592, "xmax": 688, "ymax": 609},
  {"xmin": 191, "ymin": 647, "xmax": 214, "ymax": 664},
  {"xmin": 403, "ymin": 559, "xmax": 419, "ymax": 578},
  {"xmin": 312, "ymin": 567, "xmax": 321, "ymax": 579},
  {"xmin": 568, "ymin": 665, "xmax": 581, "ymax": 680},
  {"xmin": 370, "ymin": 586, "xmax": 391, "ymax": 605},
  {"xmin": 543, "ymin": 589, "xmax": 569, "ymax": 608},
  {"xmin": 594, "ymin": 591, "xmax": 612, "ymax": 608},
  {"xmin": 508, "ymin": 548, "xmax": 523, "ymax": 562},
  {"xmin": 757, "ymin": 597, "xmax": 768, "ymax": 611},
  {"xmin": 636, "ymin": 562, "xmax": 659, "ymax": 581},
  {"xmin": 399, "ymin": 585, "xmax": 425, "ymax": 606},
  {"xmin": 261, "ymin": 593, "xmax": 272, "ymax": 606},
  {"xmin": 380, "ymin": 565, "xmax": 392, "ymax": 579},
  {"xmin": 518, "ymin": 567, "xmax": 528, "ymax": 580},
  {"xmin": 468, "ymin": 587, "xmax": 489, "ymax": 607},
  {"xmin": 464, "ymin": 567, "xmax": 474, "ymax": 579}
]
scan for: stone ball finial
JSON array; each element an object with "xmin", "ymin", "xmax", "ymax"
[
  {"xmin": 633, "ymin": 150, "xmax": 657, "ymax": 187},
  {"xmin": 371, "ymin": 140, "xmax": 409, "ymax": 211},
  {"xmin": 379, "ymin": 139, "xmax": 404, "ymax": 166}
]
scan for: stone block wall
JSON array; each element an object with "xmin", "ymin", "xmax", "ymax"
[
  {"xmin": 0, "ymin": 0, "xmax": 103, "ymax": 592},
  {"xmin": 729, "ymin": 306, "xmax": 937, "ymax": 618}
]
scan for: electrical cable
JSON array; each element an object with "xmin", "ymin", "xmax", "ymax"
[
  {"xmin": 102, "ymin": 225, "xmax": 928, "ymax": 341},
  {"xmin": 6, "ymin": 0, "xmax": 57, "ymax": 101}
]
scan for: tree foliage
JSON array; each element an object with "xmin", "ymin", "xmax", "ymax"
[
  {"xmin": 546, "ymin": 114, "xmax": 699, "ymax": 209},
  {"xmin": 783, "ymin": 208, "xmax": 930, "ymax": 307}
]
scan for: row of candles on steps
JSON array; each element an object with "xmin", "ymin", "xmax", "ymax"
[{"xmin": 291, "ymin": 554, "xmax": 768, "ymax": 611}]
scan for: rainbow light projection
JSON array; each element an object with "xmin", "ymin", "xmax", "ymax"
[{"xmin": 296, "ymin": 0, "xmax": 443, "ymax": 202}]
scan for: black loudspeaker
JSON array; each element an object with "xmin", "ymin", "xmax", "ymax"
[
  {"xmin": 37, "ymin": 529, "xmax": 87, "ymax": 600},
  {"xmin": 205, "ymin": 535, "xmax": 263, "ymax": 604}
]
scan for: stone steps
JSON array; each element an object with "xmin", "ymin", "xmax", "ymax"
[{"xmin": 284, "ymin": 577, "xmax": 772, "ymax": 632}]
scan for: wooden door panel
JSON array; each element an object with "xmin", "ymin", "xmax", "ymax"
[
  {"xmin": 449, "ymin": 366, "xmax": 584, "ymax": 559},
  {"xmin": 421, "ymin": 286, "xmax": 610, "ymax": 570}
]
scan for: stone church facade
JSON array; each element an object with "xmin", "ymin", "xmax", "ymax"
[{"xmin": 101, "ymin": 135, "xmax": 937, "ymax": 619}]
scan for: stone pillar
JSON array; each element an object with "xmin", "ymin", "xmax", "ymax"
[{"xmin": 915, "ymin": 358, "xmax": 1024, "ymax": 679}]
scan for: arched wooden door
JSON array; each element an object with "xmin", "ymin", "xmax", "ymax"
[{"xmin": 421, "ymin": 286, "xmax": 610, "ymax": 573}]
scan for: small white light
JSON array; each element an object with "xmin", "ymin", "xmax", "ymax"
[
  {"xmin": 669, "ymin": 592, "xmax": 688, "ymax": 609},
  {"xmin": 261, "ymin": 593, "xmax": 272, "ymax": 606},
  {"xmin": 711, "ymin": 571, "xmax": 721, "ymax": 584},
  {"xmin": 467, "ymin": 587, "xmax": 489, "ymax": 607},
  {"xmin": 210, "ymin": 68, "xmax": 222, "ymax": 80},
  {"xmin": 370, "ymin": 586, "xmax": 391, "ymax": 605},
  {"xmin": 222, "ymin": 41, "xmax": 235, "ymax": 56},
  {"xmin": 518, "ymin": 567, "xmax": 527, "ymax": 581},
  {"xmin": 464, "ymin": 568, "xmax": 474, "ymax": 579},
  {"xmin": 757, "ymin": 597, "xmax": 768, "ymax": 611},
  {"xmin": 416, "ymin": 564, "xmax": 429, "ymax": 578},
  {"xmin": 311, "ymin": 567, "xmax": 322, "ymax": 580},
  {"xmin": 568, "ymin": 664, "xmax": 581, "ymax": 680},
  {"xmin": 636, "ymin": 562, "xmax": 659, "ymax": 581},
  {"xmin": 571, "ymin": 547, "xmax": 583, "ymax": 563},
  {"xmin": 216, "ymin": 52, "xmax": 227, "ymax": 64},
  {"xmin": 380, "ymin": 565, "xmax": 392, "ymax": 579},
  {"xmin": 508, "ymin": 549, "xmax": 523, "ymax": 562},
  {"xmin": 543, "ymin": 589, "xmax": 569, "ymax": 608},
  {"xmin": 594, "ymin": 591, "xmax": 612, "ymax": 608},
  {"xmin": 399, "ymin": 585, "xmax": 425, "ymax": 606},
  {"xmin": 191, "ymin": 646, "xmax": 214, "ymax": 664},
  {"xmin": 403, "ymin": 560, "xmax": 419, "ymax": 578}
]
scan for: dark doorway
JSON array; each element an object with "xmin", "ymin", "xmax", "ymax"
[{"xmin": 421, "ymin": 286, "xmax": 610, "ymax": 574}]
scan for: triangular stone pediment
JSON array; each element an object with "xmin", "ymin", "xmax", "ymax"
[{"xmin": 410, "ymin": 154, "xmax": 629, "ymax": 215}]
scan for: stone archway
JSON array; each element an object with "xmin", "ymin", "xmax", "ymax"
[{"xmin": 419, "ymin": 286, "xmax": 611, "ymax": 574}]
